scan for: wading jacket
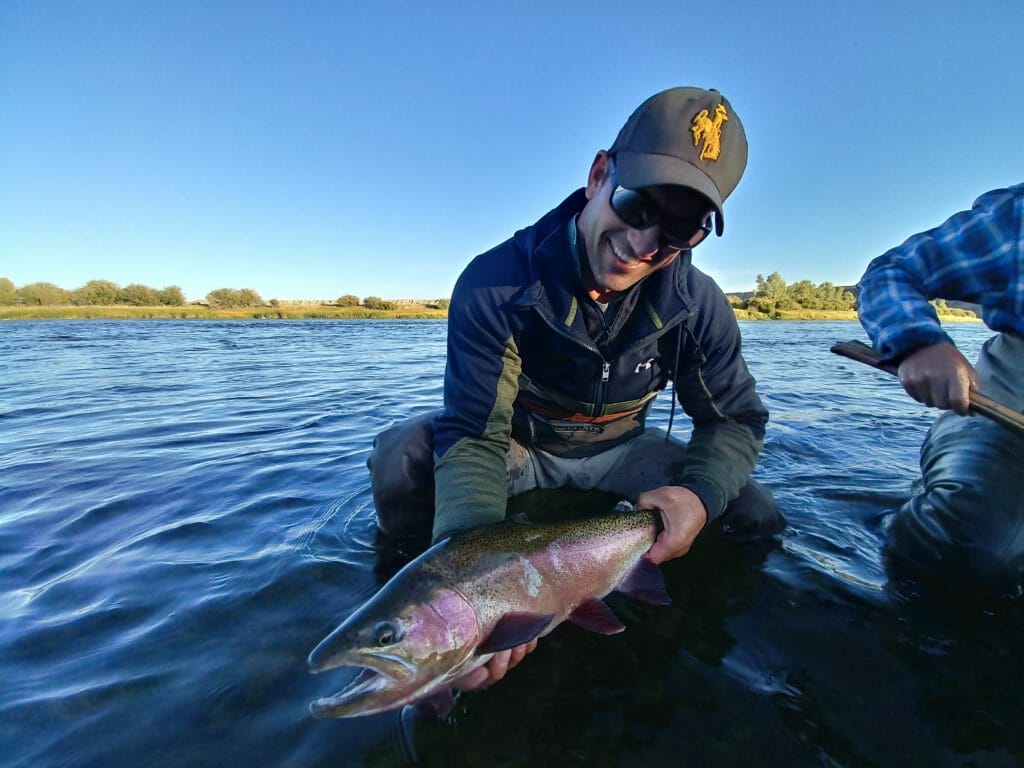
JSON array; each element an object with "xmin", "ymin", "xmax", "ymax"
[{"xmin": 433, "ymin": 190, "xmax": 768, "ymax": 540}]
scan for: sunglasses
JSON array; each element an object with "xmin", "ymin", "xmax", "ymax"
[{"xmin": 608, "ymin": 158, "xmax": 714, "ymax": 251}]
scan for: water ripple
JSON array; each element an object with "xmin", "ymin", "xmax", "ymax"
[{"xmin": 2, "ymin": 318, "xmax": 1017, "ymax": 767}]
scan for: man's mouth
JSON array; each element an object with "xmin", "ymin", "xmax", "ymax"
[{"xmin": 609, "ymin": 239, "xmax": 643, "ymax": 268}]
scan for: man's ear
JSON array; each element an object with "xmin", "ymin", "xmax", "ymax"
[{"xmin": 585, "ymin": 151, "xmax": 611, "ymax": 200}]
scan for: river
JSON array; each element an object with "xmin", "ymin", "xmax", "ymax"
[{"xmin": 1, "ymin": 319, "xmax": 1019, "ymax": 767}]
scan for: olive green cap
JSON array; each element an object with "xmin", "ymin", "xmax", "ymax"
[{"xmin": 609, "ymin": 87, "xmax": 747, "ymax": 235}]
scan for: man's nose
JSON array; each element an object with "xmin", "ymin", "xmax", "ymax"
[{"xmin": 625, "ymin": 225, "xmax": 662, "ymax": 260}]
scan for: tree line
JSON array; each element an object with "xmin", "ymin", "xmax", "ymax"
[
  {"xmin": 1, "ymin": 273, "xmax": 852, "ymax": 311},
  {"xmin": 728, "ymin": 272, "xmax": 857, "ymax": 312},
  {"xmin": 334, "ymin": 294, "xmax": 449, "ymax": 310},
  {"xmin": 0, "ymin": 278, "xmax": 186, "ymax": 307},
  {"xmin": 0, "ymin": 278, "xmax": 451, "ymax": 310},
  {"xmin": 0, "ymin": 279, "xmax": 267, "ymax": 308}
]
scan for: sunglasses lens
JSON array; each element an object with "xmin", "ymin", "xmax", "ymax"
[
  {"xmin": 608, "ymin": 160, "xmax": 713, "ymax": 251},
  {"xmin": 660, "ymin": 223, "xmax": 688, "ymax": 247},
  {"xmin": 662, "ymin": 213, "xmax": 713, "ymax": 249},
  {"xmin": 610, "ymin": 187, "xmax": 658, "ymax": 229}
]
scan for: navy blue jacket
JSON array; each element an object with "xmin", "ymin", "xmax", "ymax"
[{"xmin": 433, "ymin": 190, "xmax": 767, "ymax": 539}]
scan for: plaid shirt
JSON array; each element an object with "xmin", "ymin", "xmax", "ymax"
[{"xmin": 857, "ymin": 183, "xmax": 1024, "ymax": 363}]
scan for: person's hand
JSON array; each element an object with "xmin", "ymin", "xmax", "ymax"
[
  {"xmin": 454, "ymin": 637, "xmax": 539, "ymax": 692},
  {"xmin": 636, "ymin": 486, "xmax": 708, "ymax": 565},
  {"xmin": 897, "ymin": 342, "xmax": 978, "ymax": 415}
]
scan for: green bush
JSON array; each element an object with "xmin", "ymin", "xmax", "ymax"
[
  {"xmin": 118, "ymin": 283, "xmax": 161, "ymax": 306},
  {"xmin": 72, "ymin": 279, "xmax": 121, "ymax": 305},
  {"xmin": 157, "ymin": 286, "xmax": 185, "ymax": 306},
  {"xmin": 17, "ymin": 282, "xmax": 71, "ymax": 306},
  {"xmin": 0, "ymin": 277, "xmax": 16, "ymax": 305},
  {"xmin": 363, "ymin": 296, "xmax": 396, "ymax": 310},
  {"xmin": 336, "ymin": 294, "xmax": 360, "ymax": 307},
  {"xmin": 752, "ymin": 273, "xmax": 855, "ymax": 311},
  {"xmin": 125, "ymin": 285, "xmax": 157, "ymax": 305},
  {"xmin": 206, "ymin": 288, "xmax": 264, "ymax": 308}
]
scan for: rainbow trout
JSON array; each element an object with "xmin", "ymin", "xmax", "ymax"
[{"xmin": 307, "ymin": 503, "xmax": 668, "ymax": 718}]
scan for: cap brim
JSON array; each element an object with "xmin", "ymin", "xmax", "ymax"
[{"xmin": 613, "ymin": 150, "xmax": 726, "ymax": 235}]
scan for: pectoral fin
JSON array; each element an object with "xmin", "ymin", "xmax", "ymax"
[
  {"xmin": 567, "ymin": 598, "xmax": 626, "ymax": 634},
  {"xmin": 476, "ymin": 612, "xmax": 555, "ymax": 654},
  {"xmin": 616, "ymin": 558, "xmax": 670, "ymax": 605}
]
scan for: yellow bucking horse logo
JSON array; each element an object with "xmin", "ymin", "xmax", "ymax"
[{"xmin": 690, "ymin": 103, "xmax": 729, "ymax": 161}]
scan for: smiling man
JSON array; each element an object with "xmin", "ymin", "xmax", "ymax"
[{"xmin": 368, "ymin": 87, "xmax": 783, "ymax": 689}]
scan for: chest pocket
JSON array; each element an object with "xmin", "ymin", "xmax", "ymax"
[{"xmin": 626, "ymin": 353, "xmax": 667, "ymax": 394}]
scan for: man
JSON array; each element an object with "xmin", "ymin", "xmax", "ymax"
[
  {"xmin": 369, "ymin": 87, "xmax": 783, "ymax": 687},
  {"xmin": 857, "ymin": 183, "xmax": 1024, "ymax": 597}
]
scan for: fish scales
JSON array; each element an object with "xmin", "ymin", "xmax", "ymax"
[
  {"xmin": 427, "ymin": 507, "xmax": 656, "ymax": 625},
  {"xmin": 307, "ymin": 505, "xmax": 663, "ymax": 718}
]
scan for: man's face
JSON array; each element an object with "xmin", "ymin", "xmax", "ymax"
[{"xmin": 577, "ymin": 151, "xmax": 711, "ymax": 301}]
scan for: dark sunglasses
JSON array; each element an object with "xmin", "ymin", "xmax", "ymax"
[{"xmin": 608, "ymin": 158, "xmax": 713, "ymax": 251}]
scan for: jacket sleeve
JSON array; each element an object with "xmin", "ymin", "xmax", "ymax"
[
  {"xmin": 673, "ymin": 285, "xmax": 767, "ymax": 521},
  {"xmin": 856, "ymin": 185, "xmax": 1023, "ymax": 363},
  {"xmin": 432, "ymin": 275, "xmax": 522, "ymax": 542}
]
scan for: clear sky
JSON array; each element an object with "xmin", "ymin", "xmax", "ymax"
[{"xmin": 2, "ymin": 1, "xmax": 1022, "ymax": 302}]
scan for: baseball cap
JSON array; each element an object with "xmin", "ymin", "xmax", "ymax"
[{"xmin": 609, "ymin": 87, "xmax": 747, "ymax": 235}]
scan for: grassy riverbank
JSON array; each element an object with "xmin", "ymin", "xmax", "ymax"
[
  {"xmin": 734, "ymin": 308, "xmax": 981, "ymax": 322},
  {"xmin": 1, "ymin": 304, "xmax": 981, "ymax": 322},
  {"xmin": 0, "ymin": 304, "xmax": 449, "ymax": 320}
]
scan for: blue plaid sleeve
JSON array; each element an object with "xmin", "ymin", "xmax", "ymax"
[{"xmin": 856, "ymin": 184, "xmax": 1024, "ymax": 363}]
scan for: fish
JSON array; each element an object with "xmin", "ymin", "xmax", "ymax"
[{"xmin": 307, "ymin": 502, "xmax": 669, "ymax": 718}]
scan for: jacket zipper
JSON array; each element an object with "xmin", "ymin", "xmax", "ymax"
[
  {"xmin": 530, "ymin": 306, "xmax": 692, "ymax": 416},
  {"xmin": 531, "ymin": 307, "xmax": 609, "ymax": 415}
]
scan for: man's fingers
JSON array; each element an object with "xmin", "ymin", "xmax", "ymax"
[
  {"xmin": 454, "ymin": 666, "xmax": 491, "ymax": 692},
  {"xmin": 947, "ymin": 381, "xmax": 971, "ymax": 414},
  {"xmin": 898, "ymin": 342, "xmax": 978, "ymax": 414},
  {"xmin": 508, "ymin": 639, "xmax": 534, "ymax": 667},
  {"xmin": 454, "ymin": 640, "xmax": 539, "ymax": 693},
  {"xmin": 487, "ymin": 649, "xmax": 511, "ymax": 682},
  {"xmin": 646, "ymin": 541, "xmax": 668, "ymax": 565},
  {"xmin": 647, "ymin": 530, "xmax": 678, "ymax": 565}
]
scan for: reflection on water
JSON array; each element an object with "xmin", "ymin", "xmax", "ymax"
[{"xmin": 1, "ymin": 319, "xmax": 1021, "ymax": 767}]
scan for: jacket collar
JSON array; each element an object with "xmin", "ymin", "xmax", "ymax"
[{"xmin": 513, "ymin": 190, "xmax": 698, "ymax": 349}]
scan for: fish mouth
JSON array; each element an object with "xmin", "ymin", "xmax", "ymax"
[{"xmin": 308, "ymin": 654, "xmax": 419, "ymax": 719}]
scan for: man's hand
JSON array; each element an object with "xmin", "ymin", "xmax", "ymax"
[
  {"xmin": 636, "ymin": 486, "xmax": 708, "ymax": 565},
  {"xmin": 454, "ymin": 638, "xmax": 539, "ymax": 692},
  {"xmin": 897, "ymin": 342, "xmax": 978, "ymax": 415}
]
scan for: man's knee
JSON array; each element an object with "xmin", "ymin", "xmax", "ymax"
[
  {"xmin": 707, "ymin": 478, "xmax": 785, "ymax": 541},
  {"xmin": 885, "ymin": 415, "xmax": 1024, "ymax": 596},
  {"xmin": 886, "ymin": 493, "xmax": 1024, "ymax": 597},
  {"xmin": 367, "ymin": 410, "xmax": 441, "ymax": 540}
]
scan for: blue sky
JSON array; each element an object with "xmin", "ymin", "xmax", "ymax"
[{"xmin": 2, "ymin": 1, "xmax": 1022, "ymax": 302}]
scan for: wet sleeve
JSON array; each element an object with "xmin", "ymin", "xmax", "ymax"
[
  {"xmin": 674, "ymin": 289, "xmax": 767, "ymax": 521},
  {"xmin": 432, "ymin": 281, "xmax": 522, "ymax": 542}
]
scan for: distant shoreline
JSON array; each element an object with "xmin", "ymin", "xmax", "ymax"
[
  {"xmin": 0, "ymin": 303, "xmax": 448, "ymax": 321},
  {"xmin": 0, "ymin": 304, "xmax": 983, "ymax": 323}
]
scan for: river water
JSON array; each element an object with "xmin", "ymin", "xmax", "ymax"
[{"xmin": 1, "ymin": 319, "xmax": 1020, "ymax": 767}]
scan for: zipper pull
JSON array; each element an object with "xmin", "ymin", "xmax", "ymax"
[{"xmin": 601, "ymin": 362, "xmax": 610, "ymax": 382}]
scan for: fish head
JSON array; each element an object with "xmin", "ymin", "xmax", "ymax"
[{"xmin": 307, "ymin": 583, "xmax": 480, "ymax": 718}]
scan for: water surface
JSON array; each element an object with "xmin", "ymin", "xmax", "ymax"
[{"xmin": 1, "ymin": 319, "xmax": 1019, "ymax": 767}]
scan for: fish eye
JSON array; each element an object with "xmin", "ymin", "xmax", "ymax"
[{"xmin": 372, "ymin": 621, "xmax": 403, "ymax": 646}]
